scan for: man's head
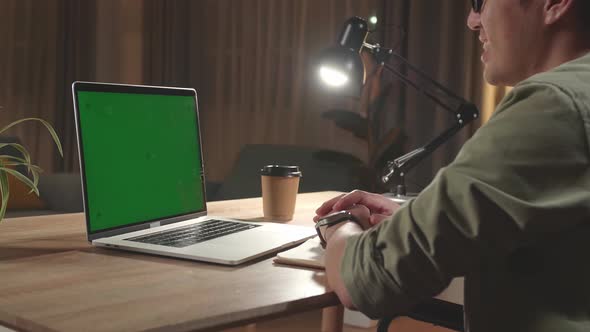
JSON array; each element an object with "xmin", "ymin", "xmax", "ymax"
[{"xmin": 467, "ymin": 0, "xmax": 590, "ymax": 86}]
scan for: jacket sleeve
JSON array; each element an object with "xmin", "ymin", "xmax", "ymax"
[{"xmin": 340, "ymin": 82, "xmax": 590, "ymax": 318}]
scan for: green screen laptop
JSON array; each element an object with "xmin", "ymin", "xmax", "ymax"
[{"xmin": 72, "ymin": 82, "xmax": 315, "ymax": 265}]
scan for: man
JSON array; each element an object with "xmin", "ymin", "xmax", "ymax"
[{"xmin": 314, "ymin": 0, "xmax": 590, "ymax": 331}]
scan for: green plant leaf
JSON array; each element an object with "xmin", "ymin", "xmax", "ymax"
[
  {"xmin": 0, "ymin": 155, "xmax": 42, "ymax": 171},
  {"xmin": 32, "ymin": 168, "xmax": 39, "ymax": 190},
  {"xmin": 0, "ymin": 118, "xmax": 63, "ymax": 156},
  {"xmin": 0, "ymin": 161, "xmax": 42, "ymax": 191},
  {"xmin": 0, "ymin": 143, "xmax": 37, "ymax": 188},
  {"xmin": 0, "ymin": 161, "xmax": 9, "ymax": 222},
  {"xmin": 0, "ymin": 154, "xmax": 28, "ymax": 164},
  {"xmin": 0, "ymin": 167, "xmax": 39, "ymax": 196},
  {"xmin": 32, "ymin": 118, "xmax": 63, "ymax": 157},
  {"xmin": 0, "ymin": 158, "xmax": 42, "ymax": 195},
  {"xmin": 0, "ymin": 161, "xmax": 43, "ymax": 173},
  {"xmin": 0, "ymin": 117, "xmax": 62, "ymax": 223},
  {"xmin": 0, "ymin": 118, "xmax": 32, "ymax": 133},
  {"xmin": 0, "ymin": 143, "xmax": 33, "ymax": 166}
]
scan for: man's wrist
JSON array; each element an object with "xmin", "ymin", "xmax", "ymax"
[
  {"xmin": 324, "ymin": 221, "xmax": 363, "ymax": 243},
  {"xmin": 315, "ymin": 210, "xmax": 361, "ymax": 248}
]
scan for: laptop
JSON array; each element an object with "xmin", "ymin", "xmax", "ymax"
[{"xmin": 72, "ymin": 81, "xmax": 316, "ymax": 265}]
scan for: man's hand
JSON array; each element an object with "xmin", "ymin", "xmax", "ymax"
[
  {"xmin": 314, "ymin": 190, "xmax": 400, "ymax": 226},
  {"xmin": 314, "ymin": 192, "xmax": 401, "ymax": 309},
  {"xmin": 319, "ymin": 204, "xmax": 371, "ymax": 244}
]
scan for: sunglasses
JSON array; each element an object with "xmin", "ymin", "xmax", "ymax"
[{"xmin": 471, "ymin": 0, "xmax": 485, "ymax": 13}]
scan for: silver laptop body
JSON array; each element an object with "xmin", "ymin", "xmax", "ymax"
[{"xmin": 72, "ymin": 81, "xmax": 315, "ymax": 265}]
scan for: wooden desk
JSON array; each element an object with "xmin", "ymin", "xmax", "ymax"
[{"xmin": 0, "ymin": 191, "xmax": 344, "ymax": 332}]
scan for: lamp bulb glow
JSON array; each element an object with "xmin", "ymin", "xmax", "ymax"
[
  {"xmin": 369, "ymin": 16, "xmax": 378, "ymax": 25},
  {"xmin": 319, "ymin": 66, "xmax": 349, "ymax": 87}
]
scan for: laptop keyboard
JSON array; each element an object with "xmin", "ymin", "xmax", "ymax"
[{"xmin": 125, "ymin": 219, "xmax": 261, "ymax": 248}]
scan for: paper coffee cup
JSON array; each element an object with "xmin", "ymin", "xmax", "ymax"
[{"xmin": 260, "ymin": 165, "xmax": 302, "ymax": 221}]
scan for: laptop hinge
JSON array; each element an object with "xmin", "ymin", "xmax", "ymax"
[{"xmin": 150, "ymin": 221, "xmax": 161, "ymax": 228}]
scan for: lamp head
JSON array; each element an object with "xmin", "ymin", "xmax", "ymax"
[
  {"xmin": 317, "ymin": 17, "xmax": 369, "ymax": 96},
  {"xmin": 317, "ymin": 46, "xmax": 365, "ymax": 94},
  {"xmin": 337, "ymin": 16, "xmax": 369, "ymax": 52}
]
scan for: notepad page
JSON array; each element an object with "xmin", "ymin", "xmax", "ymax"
[{"xmin": 274, "ymin": 237, "xmax": 325, "ymax": 269}]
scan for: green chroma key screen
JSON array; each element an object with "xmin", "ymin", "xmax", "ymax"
[{"xmin": 76, "ymin": 88, "xmax": 205, "ymax": 233}]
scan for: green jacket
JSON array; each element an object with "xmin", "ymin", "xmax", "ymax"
[{"xmin": 341, "ymin": 52, "xmax": 590, "ymax": 332}]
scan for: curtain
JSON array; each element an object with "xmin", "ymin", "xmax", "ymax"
[
  {"xmin": 2, "ymin": 0, "xmax": 379, "ymax": 181},
  {"xmin": 1, "ymin": 0, "xmax": 510, "ymax": 187},
  {"xmin": 0, "ymin": 1, "xmax": 64, "ymax": 172},
  {"xmin": 142, "ymin": 0, "xmax": 378, "ymax": 181},
  {"xmin": 371, "ymin": 0, "xmax": 487, "ymax": 193},
  {"xmin": 0, "ymin": 0, "xmax": 97, "ymax": 173}
]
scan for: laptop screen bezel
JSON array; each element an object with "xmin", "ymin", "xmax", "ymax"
[{"xmin": 72, "ymin": 81, "xmax": 208, "ymax": 241}]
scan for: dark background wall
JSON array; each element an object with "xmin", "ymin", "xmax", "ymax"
[{"xmin": 0, "ymin": 0, "xmax": 488, "ymax": 202}]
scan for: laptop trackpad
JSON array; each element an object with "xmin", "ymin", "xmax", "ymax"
[{"xmin": 181, "ymin": 227, "xmax": 308, "ymax": 261}]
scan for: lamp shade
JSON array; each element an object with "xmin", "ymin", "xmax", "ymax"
[
  {"xmin": 337, "ymin": 16, "xmax": 369, "ymax": 52},
  {"xmin": 317, "ymin": 46, "xmax": 365, "ymax": 97},
  {"xmin": 316, "ymin": 17, "xmax": 369, "ymax": 97}
]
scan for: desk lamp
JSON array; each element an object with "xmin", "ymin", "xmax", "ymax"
[{"xmin": 317, "ymin": 17, "xmax": 479, "ymax": 203}]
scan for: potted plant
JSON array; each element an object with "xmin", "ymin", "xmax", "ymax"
[{"xmin": 0, "ymin": 117, "xmax": 62, "ymax": 222}]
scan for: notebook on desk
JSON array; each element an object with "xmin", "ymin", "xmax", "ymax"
[
  {"xmin": 72, "ymin": 81, "xmax": 316, "ymax": 265},
  {"xmin": 274, "ymin": 236, "xmax": 325, "ymax": 269}
]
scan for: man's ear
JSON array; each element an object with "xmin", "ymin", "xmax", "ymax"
[{"xmin": 543, "ymin": 0, "xmax": 574, "ymax": 25}]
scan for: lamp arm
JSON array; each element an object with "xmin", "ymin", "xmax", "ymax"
[
  {"xmin": 383, "ymin": 61, "xmax": 456, "ymax": 113},
  {"xmin": 382, "ymin": 117, "xmax": 468, "ymax": 184},
  {"xmin": 367, "ymin": 45, "xmax": 479, "ymax": 188},
  {"xmin": 367, "ymin": 43, "xmax": 468, "ymax": 113}
]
